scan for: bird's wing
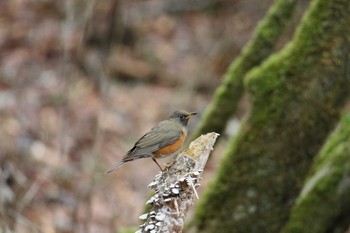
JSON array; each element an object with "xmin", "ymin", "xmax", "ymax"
[{"xmin": 125, "ymin": 120, "xmax": 183, "ymax": 158}]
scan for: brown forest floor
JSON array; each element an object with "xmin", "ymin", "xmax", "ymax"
[{"xmin": 0, "ymin": 0, "xmax": 298, "ymax": 232}]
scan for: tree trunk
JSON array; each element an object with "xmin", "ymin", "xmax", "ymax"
[
  {"xmin": 191, "ymin": 0, "xmax": 298, "ymax": 140},
  {"xmin": 281, "ymin": 113, "xmax": 350, "ymax": 233},
  {"xmin": 190, "ymin": 0, "xmax": 350, "ymax": 232}
]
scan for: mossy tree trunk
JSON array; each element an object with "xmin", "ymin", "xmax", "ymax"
[
  {"xmin": 280, "ymin": 113, "xmax": 350, "ymax": 233},
  {"xmin": 191, "ymin": 0, "xmax": 298, "ymax": 140},
  {"xmin": 190, "ymin": 0, "xmax": 350, "ymax": 233}
]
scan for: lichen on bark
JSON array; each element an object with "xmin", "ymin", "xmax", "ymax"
[
  {"xmin": 138, "ymin": 133, "xmax": 219, "ymax": 233},
  {"xmin": 190, "ymin": 0, "xmax": 350, "ymax": 232},
  {"xmin": 192, "ymin": 0, "xmax": 298, "ymax": 140}
]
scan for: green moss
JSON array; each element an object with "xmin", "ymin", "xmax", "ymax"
[
  {"xmin": 190, "ymin": 0, "xmax": 350, "ymax": 232},
  {"xmin": 191, "ymin": 0, "xmax": 298, "ymax": 140},
  {"xmin": 281, "ymin": 113, "xmax": 350, "ymax": 233}
]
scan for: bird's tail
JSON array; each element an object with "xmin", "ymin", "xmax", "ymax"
[{"xmin": 105, "ymin": 161, "xmax": 126, "ymax": 174}]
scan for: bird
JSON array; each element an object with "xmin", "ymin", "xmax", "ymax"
[{"xmin": 105, "ymin": 110, "xmax": 197, "ymax": 173}]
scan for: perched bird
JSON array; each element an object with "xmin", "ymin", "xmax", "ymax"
[{"xmin": 106, "ymin": 110, "xmax": 197, "ymax": 173}]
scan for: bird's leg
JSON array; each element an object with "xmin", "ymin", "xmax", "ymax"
[
  {"xmin": 152, "ymin": 158, "xmax": 164, "ymax": 171},
  {"xmin": 166, "ymin": 159, "xmax": 176, "ymax": 167}
]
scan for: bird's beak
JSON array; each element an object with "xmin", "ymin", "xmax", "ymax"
[{"xmin": 186, "ymin": 112, "xmax": 197, "ymax": 119}]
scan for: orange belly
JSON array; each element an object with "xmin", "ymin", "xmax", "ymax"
[{"xmin": 153, "ymin": 132, "xmax": 186, "ymax": 158}]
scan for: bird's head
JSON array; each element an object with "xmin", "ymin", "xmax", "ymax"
[{"xmin": 168, "ymin": 110, "xmax": 197, "ymax": 126}]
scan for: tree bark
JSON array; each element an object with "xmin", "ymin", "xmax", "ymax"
[
  {"xmin": 281, "ymin": 113, "xmax": 350, "ymax": 233},
  {"xmin": 138, "ymin": 133, "xmax": 219, "ymax": 233},
  {"xmin": 191, "ymin": 0, "xmax": 350, "ymax": 232},
  {"xmin": 192, "ymin": 0, "xmax": 298, "ymax": 140}
]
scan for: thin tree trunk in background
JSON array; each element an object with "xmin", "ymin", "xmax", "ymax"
[
  {"xmin": 281, "ymin": 113, "xmax": 350, "ymax": 233},
  {"xmin": 191, "ymin": 0, "xmax": 298, "ymax": 140},
  {"xmin": 190, "ymin": 0, "xmax": 350, "ymax": 232}
]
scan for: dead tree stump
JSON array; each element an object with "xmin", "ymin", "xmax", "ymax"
[{"xmin": 137, "ymin": 132, "xmax": 219, "ymax": 233}]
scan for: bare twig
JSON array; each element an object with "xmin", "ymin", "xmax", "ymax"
[{"xmin": 138, "ymin": 132, "xmax": 219, "ymax": 233}]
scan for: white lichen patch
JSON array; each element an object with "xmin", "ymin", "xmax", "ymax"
[
  {"xmin": 148, "ymin": 180, "xmax": 158, "ymax": 188},
  {"xmin": 179, "ymin": 177, "xmax": 186, "ymax": 182},
  {"xmin": 171, "ymin": 188, "xmax": 180, "ymax": 194},
  {"xmin": 146, "ymin": 196, "xmax": 155, "ymax": 205},
  {"xmin": 155, "ymin": 172, "xmax": 162, "ymax": 179},
  {"xmin": 193, "ymin": 171, "xmax": 200, "ymax": 176},
  {"xmin": 139, "ymin": 213, "xmax": 148, "ymax": 220},
  {"xmin": 144, "ymin": 224, "xmax": 154, "ymax": 231},
  {"xmin": 155, "ymin": 212, "xmax": 165, "ymax": 221},
  {"xmin": 156, "ymin": 222, "xmax": 162, "ymax": 226}
]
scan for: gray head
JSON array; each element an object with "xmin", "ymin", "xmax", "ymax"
[{"xmin": 168, "ymin": 110, "xmax": 197, "ymax": 126}]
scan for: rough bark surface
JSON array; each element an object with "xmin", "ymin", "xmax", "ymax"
[
  {"xmin": 192, "ymin": 0, "xmax": 298, "ymax": 140},
  {"xmin": 138, "ymin": 133, "xmax": 219, "ymax": 233},
  {"xmin": 191, "ymin": 0, "xmax": 350, "ymax": 233},
  {"xmin": 281, "ymin": 113, "xmax": 350, "ymax": 233}
]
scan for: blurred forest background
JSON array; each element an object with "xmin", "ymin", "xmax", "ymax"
[
  {"xmin": 1, "ymin": 0, "xmax": 349, "ymax": 233},
  {"xmin": 0, "ymin": 0, "xmax": 281, "ymax": 232}
]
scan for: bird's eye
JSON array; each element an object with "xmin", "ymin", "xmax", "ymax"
[{"xmin": 180, "ymin": 115, "xmax": 185, "ymax": 119}]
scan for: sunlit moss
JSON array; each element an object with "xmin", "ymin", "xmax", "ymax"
[{"xmin": 191, "ymin": 0, "xmax": 298, "ymax": 140}]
